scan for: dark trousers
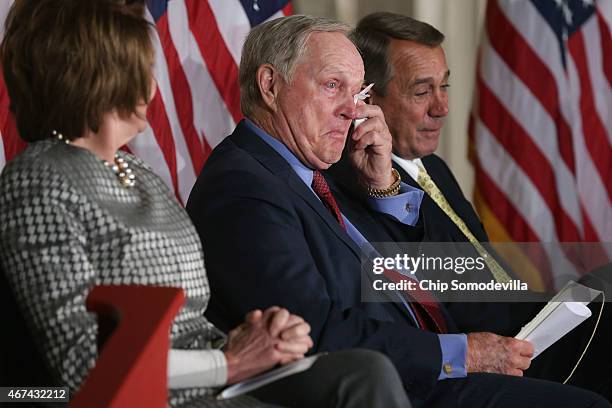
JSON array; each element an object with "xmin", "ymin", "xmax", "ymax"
[
  {"xmin": 251, "ymin": 349, "xmax": 411, "ymax": 408},
  {"xmin": 423, "ymin": 372, "xmax": 610, "ymax": 408},
  {"xmin": 251, "ymin": 348, "xmax": 609, "ymax": 408}
]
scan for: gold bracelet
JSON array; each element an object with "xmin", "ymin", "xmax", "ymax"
[{"xmin": 366, "ymin": 168, "xmax": 401, "ymax": 198}]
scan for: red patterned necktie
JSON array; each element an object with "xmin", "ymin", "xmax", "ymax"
[
  {"xmin": 310, "ymin": 170, "xmax": 447, "ymax": 333},
  {"xmin": 383, "ymin": 268, "xmax": 447, "ymax": 333},
  {"xmin": 312, "ymin": 171, "xmax": 346, "ymax": 229}
]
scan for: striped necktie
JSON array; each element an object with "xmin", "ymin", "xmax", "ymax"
[
  {"xmin": 311, "ymin": 170, "xmax": 447, "ymax": 333},
  {"xmin": 416, "ymin": 164, "xmax": 512, "ymax": 284},
  {"xmin": 312, "ymin": 171, "xmax": 346, "ymax": 229}
]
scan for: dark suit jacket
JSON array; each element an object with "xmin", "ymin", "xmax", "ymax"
[
  {"xmin": 187, "ymin": 121, "xmax": 457, "ymax": 401},
  {"xmin": 326, "ymin": 152, "xmax": 542, "ymax": 336}
]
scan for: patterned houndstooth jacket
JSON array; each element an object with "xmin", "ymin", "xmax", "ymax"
[{"xmin": 0, "ymin": 139, "xmax": 264, "ymax": 408}]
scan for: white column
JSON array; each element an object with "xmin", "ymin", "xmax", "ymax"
[
  {"xmin": 411, "ymin": 0, "xmax": 486, "ymax": 202},
  {"xmin": 334, "ymin": 0, "xmax": 359, "ymax": 25}
]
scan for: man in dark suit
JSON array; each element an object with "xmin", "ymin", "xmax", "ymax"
[
  {"xmin": 320, "ymin": 11, "xmax": 526, "ymax": 336},
  {"xmin": 347, "ymin": 12, "xmax": 488, "ymax": 247},
  {"xmin": 187, "ymin": 14, "xmax": 609, "ymax": 408},
  {"xmin": 339, "ymin": 11, "xmax": 612, "ymax": 399}
]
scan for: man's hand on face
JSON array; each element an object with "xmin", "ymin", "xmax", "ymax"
[
  {"xmin": 348, "ymin": 101, "xmax": 395, "ymax": 190},
  {"xmin": 466, "ymin": 332, "xmax": 534, "ymax": 376}
]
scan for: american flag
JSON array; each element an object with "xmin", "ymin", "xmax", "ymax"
[
  {"xmin": 470, "ymin": 0, "xmax": 611, "ymax": 289},
  {"xmin": 0, "ymin": 0, "xmax": 292, "ymax": 205}
]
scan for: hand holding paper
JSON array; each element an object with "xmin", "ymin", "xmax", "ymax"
[
  {"xmin": 515, "ymin": 281, "xmax": 601, "ymax": 359},
  {"xmin": 466, "ymin": 332, "xmax": 534, "ymax": 376}
]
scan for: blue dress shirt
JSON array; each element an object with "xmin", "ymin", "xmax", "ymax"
[{"xmin": 244, "ymin": 118, "xmax": 467, "ymax": 380}]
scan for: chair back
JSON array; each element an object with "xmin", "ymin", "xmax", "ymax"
[{"xmin": 71, "ymin": 285, "xmax": 184, "ymax": 408}]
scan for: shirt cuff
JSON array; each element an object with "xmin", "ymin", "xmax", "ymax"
[
  {"xmin": 168, "ymin": 349, "xmax": 228, "ymax": 389},
  {"xmin": 437, "ymin": 334, "xmax": 468, "ymax": 380},
  {"xmin": 366, "ymin": 183, "xmax": 424, "ymax": 226}
]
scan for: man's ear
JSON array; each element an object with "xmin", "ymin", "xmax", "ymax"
[{"xmin": 256, "ymin": 64, "xmax": 281, "ymax": 111}]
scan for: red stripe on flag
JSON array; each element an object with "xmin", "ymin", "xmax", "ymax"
[
  {"xmin": 578, "ymin": 206, "xmax": 611, "ymax": 276},
  {"xmin": 200, "ymin": 130, "xmax": 213, "ymax": 166},
  {"xmin": 568, "ymin": 30, "xmax": 612, "ymax": 203},
  {"xmin": 580, "ymin": 205, "xmax": 601, "ymax": 242},
  {"xmin": 487, "ymin": 0, "xmax": 575, "ymax": 174},
  {"xmin": 157, "ymin": 14, "xmax": 206, "ymax": 176},
  {"xmin": 473, "ymin": 160, "xmax": 555, "ymax": 288},
  {"xmin": 282, "ymin": 3, "xmax": 293, "ymax": 15},
  {"xmin": 147, "ymin": 92, "xmax": 182, "ymax": 204},
  {"xmin": 569, "ymin": 206, "xmax": 611, "ymax": 275},
  {"xmin": 0, "ymin": 70, "xmax": 9, "ymax": 128},
  {"xmin": 477, "ymin": 75, "xmax": 582, "ymax": 242},
  {"xmin": 0, "ymin": 71, "xmax": 27, "ymax": 162},
  {"xmin": 473, "ymin": 160, "xmax": 539, "ymax": 242},
  {"xmin": 1, "ymin": 114, "xmax": 26, "ymax": 162},
  {"xmin": 120, "ymin": 144, "xmax": 133, "ymax": 155},
  {"xmin": 185, "ymin": 0, "xmax": 242, "ymax": 123},
  {"xmin": 597, "ymin": 10, "xmax": 612, "ymax": 87}
]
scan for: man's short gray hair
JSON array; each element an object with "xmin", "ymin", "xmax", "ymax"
[{"xmin": 239, "ymin": 15, "xmax": 351, "ymax": 117}]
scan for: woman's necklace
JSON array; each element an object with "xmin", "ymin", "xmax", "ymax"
[{"xmin": 53, "ymin": 130, "xmax": 135, "ymax": 187}]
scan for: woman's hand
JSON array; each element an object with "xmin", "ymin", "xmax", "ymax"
[{"xmin": 224, "ymin": 307, "xmax": 313, "ymax": 384}]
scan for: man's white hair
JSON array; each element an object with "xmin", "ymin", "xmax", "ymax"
[{"xmin": 239, "ymin": 14, "xmax": 352, "ymax": 117}]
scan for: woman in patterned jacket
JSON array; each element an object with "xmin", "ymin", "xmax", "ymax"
[{"xmin": 0, "ymin": 0, "xmax": 411, "ymax": 407}]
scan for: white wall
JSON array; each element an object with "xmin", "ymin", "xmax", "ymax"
[{"xmin": 293, "ymin": 0, "xmax": 487, "ymax": 202}]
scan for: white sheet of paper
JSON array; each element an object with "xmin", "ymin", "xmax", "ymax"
[
  {"xmin": 515, "ymin": 281, "xmax": 601, "ymax": 359},
  {"xmin": 217, "ymin": 354, "xmax": 322, "ymax": 400},
  {"xmin": 515, "ymin": 302, "xmax": 591, "ymax": 358}
]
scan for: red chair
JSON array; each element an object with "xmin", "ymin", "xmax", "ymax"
[{"xmin": 71, "ymin": 286, "xmax": 185, "ymax": 408}]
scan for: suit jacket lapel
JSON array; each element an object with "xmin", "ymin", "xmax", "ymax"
[{"xmin": 230, "ymin": 122, "xmax": 362, "ymax": 258}]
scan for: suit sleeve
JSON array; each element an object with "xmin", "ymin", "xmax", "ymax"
[{"xmin": 187, "ymin": 167, "xmax": 443, "ymax": 397}]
